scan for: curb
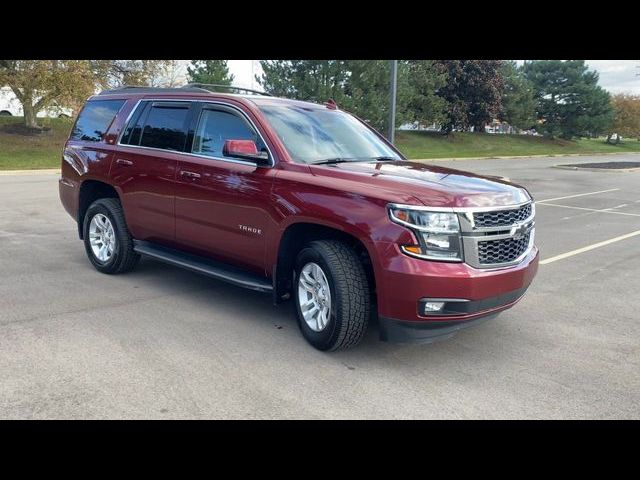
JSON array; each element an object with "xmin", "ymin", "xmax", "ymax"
[
  {"xmin": 412, "ymin": 151, "xmax": 640, "ymax": 162},
  {"xmin": 552, "ymin": 165, "xmax": 640, "ymax": 173},
  {"xmin": 0, "ymin": 168, "xmax": 60, "ymax": 176}
]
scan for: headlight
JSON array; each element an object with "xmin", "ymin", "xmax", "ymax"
[{"xmin": 388, "ymin": 205, "xmax": 463, "ymax": 261}]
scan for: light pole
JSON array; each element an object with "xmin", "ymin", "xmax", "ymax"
[{"xmin": 388, "ymin": 60, "xmax": 398, "ymax": 144}]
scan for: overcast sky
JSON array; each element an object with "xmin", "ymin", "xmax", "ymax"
[{"xmin": 178, "ymin": 60, "xmax": 640, "ymax": 94}]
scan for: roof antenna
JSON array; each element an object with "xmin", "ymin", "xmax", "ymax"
[{"xmin": 324, "ymin": 99, "xmax": 338, "ymax": 110}]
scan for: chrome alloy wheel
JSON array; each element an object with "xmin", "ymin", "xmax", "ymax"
[
  {"xmin": 89, "ymin": 213, "xmax": 116, "ymax": 262},
  {"xmin": 297, "ymin": 262, "xmax": 332, "ymax": 332}
]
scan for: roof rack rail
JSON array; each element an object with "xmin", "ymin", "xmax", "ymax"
[
  {"xmin": 98, "ymin": 86, "xmax": 207, "ymax": 95},
  {"xmin": 182, "ymin": 83, "xmax": 272, "ymax": 97}
]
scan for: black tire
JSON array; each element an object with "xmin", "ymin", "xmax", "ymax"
[
  {"xmin": 83, "ymin": 198, "xmax": 140, "ymax": 274},
  {"xmin": 293, "ymin": 240, "xmax": 370, "ymax": 351}
]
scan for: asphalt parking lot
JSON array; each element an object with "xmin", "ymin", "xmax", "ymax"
[{"xmin": 1, "ymin": 153, "xmax": 639, "ymax": 419}]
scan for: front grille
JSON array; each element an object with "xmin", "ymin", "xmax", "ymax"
[
  {"xmin": 473, "ymin": 204, "xmax": 532, "ymax": 228},
  {"xmin": 477, "ymin": 233, "xmax": 531, "ymax": 265}
]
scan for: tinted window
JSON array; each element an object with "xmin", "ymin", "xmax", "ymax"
[
  {"xmin": 120, "ymin": 101, "xmax": 149, "ymax": 146},
  {"xmin": 192, "ymin": 108, "xmax": 265, "ymax": 159},
  {"xmin": 71, "ymin": 100, "xmax": 125, "ymax": 142},
  {"xmin": 139, "ymin": 103, "xmax": 189, "ymax": 151}
]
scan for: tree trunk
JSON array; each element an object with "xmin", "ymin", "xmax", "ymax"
[
  {"xmin": 474, "ymin": 123, "xmax": 485, "ymax": 133},
  {"xmin": 22, "ymin": 101, "xmax": 39, "ymax": 129}
]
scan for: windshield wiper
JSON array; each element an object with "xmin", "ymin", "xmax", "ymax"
[
  {"xmin": 311, "ymin": 156, "xmax": 399, "ymax": 165},
  {"xmin": 311, "ymin": 157, "xmax": 356, "ymax": 165}
]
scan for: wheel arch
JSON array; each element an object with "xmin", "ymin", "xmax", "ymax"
[
  {"xmin": 77, "ymin": 180, "xmax": 121, "ymax": 239},
  {"xmin": 273, "ymin": 221, "xmax": 377, "ymax": 304}
]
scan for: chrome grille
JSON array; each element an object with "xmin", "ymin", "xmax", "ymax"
[
  {"xmin": 473, "ymin": 204, "xmax": 532, "ymax": 228},
  {"xmin": 477, "ymin": 233, "xmax": 532, "ymax": 265},
  {"xmin": 459, "ymin": 201, "xmax": 535, "ymax": 269}
]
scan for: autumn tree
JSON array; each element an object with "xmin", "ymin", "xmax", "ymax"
[
  {"xmin": 0, "ymin": 60, "xmax": 175, "ymax": 129},
  {"xmin": 0, "ymin": 60, "xmax": 95, "ymax": 128},
  {"xmin": 610, "ymin": 93, "xmax": 640, "ymax": 141},
  {"xmin": 91, "ymin": 60, "xmax": 176, "ymax": 90}
]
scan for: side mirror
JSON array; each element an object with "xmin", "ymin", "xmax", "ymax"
[{"xmin": 223, "ymin": 139, "xmax": 270, "ymax": 165}]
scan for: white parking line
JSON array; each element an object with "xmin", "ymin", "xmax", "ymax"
[
  {"xmin": 536, "ymin": 188, "xmax": 620, "ymax": 203},
  {"xmin": 540, "ymin": 229, "xmax": 640, "ymax": 265},
  {"xmin": 536, "ymin": 203, "xmax": 640, "ymax": 217}
]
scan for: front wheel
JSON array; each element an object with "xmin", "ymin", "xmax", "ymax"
[
  {"xmin": 83, "ymin": 198, "xmax": 140, "ymax": 274},
  {"xmin": 293, "ymin": 240, "xmax": 370, "ymax": 351}
]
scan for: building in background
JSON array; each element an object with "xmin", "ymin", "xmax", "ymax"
[{"xmin": 0, "ymin": 86, "xmax": 73, "ymax": 118}]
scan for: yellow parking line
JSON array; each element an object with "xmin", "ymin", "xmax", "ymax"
[
  {"xmin": 540, "ymin": 230, "xmax": 640, "ymax": 265},
  {"xmin": 536, "ymin": 188, "xmax": 620, "ymax": 203}
]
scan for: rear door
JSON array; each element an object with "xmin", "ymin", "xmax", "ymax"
[
  {"xmin": 111, "ymin": 100, "xmax": 192, "ymax": 243},
  {"xmin": 174, "ymin": 102, "xmax": 276, "ymax": 275}
]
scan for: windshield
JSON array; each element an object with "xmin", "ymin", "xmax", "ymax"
[{"xmin": 258, "ymin": 104, "xmax": 402, "ymax": 164}]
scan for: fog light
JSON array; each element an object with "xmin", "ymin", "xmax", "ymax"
[{"xmin": 422, "ymin": 301, "xmax": 445, "ymax": 314}]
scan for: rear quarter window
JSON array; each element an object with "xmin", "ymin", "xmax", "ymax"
[{"xmin": 71, "ymin": 99, "xmax": 125, "ymax": 142}]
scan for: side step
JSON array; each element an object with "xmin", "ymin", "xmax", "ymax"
[{"xmin": 133, "ymin": 240, "xmax": 273, "ymax": 293}]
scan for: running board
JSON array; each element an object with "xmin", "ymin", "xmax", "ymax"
[{"xmin": 133, "ymin": 240, "xmax": 273, "ymax": 293}]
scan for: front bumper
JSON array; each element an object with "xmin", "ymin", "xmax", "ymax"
[
  {"xmin": 373, "ymin": 242, "xmax": 539, "ymax": 341},
  {"xmin": 379, "ymin": 312, "xmax": 500, "ymax": 344}
]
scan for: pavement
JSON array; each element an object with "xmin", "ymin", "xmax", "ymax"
[{"xmin": 1, "ymin": 153, "xmax": 639, "ymax": 419}]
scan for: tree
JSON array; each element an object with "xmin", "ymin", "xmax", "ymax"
[
  {"xmin": 342, "ymin": 60, "xmax": 415, "ymax": 132},
  {"xmin": 258, "ymin": 60, "xmax": 349, "ymax": 103},
  {"xmin": 404, "ymin": 60, "xmax": 448, "ymax": 128},
  {"xmin": 186, "ymin": 60, "xmax": 234, "ymax": 86},
  {"xmin": 91, "ymin": 60, "xmax": 175, "ymax": 90},
  {"xmin": 0, "ymin": 60, "xmax": 96, "ymax": 128},
  {"xmin": 257, "ymin": 60, "xmax": 437, "ymax": 133},
  {"xmin": 433, "ymin": 60, "xmax": 505, "ymax": 134},
  {"xmin": 151, "ymin": 60, "xmax": 184, "ymax": 87},
  {"xmin": 523, "ymin": 60, "xmax": 613, "ymax": 139},
  {"xmin": 500, "ymin": 61, "xmax": 536, "ymax": 130},
  {"xmin": 610, "ymin": 93, "xmax": 640, "ymax": 141}
]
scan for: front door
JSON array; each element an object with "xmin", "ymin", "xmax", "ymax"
[{"xmin": 174, "ymin": 103, "xmax": 276, "ymax": 275}]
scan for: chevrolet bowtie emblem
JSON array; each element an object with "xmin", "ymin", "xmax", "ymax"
[{"xmin": 511, "ymin": 222, "xmax": 532, "ymax": 240}]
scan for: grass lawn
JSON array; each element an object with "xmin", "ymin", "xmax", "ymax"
[
  {"xmin": 0, "ymin": 116, "xmax": 72, "ymax": 170},
  {"xmin": 1, "ymin": 116, "xmax": 640, "ymax": 170},
  {"xmin": 396, "ymin": 131, "xmax": 640, "ymax": 159}
]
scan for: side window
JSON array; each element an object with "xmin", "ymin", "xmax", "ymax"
[
  {"xmin": 120, "ymin": 102, "xmax": 190, "ymax": 151},
  {"xmin": 120, "ymin": 101, "xmax": 150, "ymax": 146},
  {"xmin": 71, "ymin": 99, "xmax": 125, "ymax": 142},
  {"xmin": 192, "ymin": 108, "xmax": 265, "ymax": 159},
  {"xmin": 139, "ymin": 102, "xmax": 190, "ymax": 152}
]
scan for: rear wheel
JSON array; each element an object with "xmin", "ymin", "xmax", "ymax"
[
  {"xmin": 293, "ymin": 240, "xmax": 370, "ymax": 351},
  {"xmin": 83, "ymin": 198, "xmax": 139, "ymax": 274}
]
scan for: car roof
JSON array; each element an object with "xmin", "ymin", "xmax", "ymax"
[{"xmin": 93, "ymin": 86, "xmax": 330, "ymax": 110}]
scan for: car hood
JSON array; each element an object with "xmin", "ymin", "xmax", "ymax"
[{"xmin": 309, "ymin": 160, "xmax": 531, "ymax": 208}]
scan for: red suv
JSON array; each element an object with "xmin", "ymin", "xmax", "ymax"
[{"xmin": 59, "ymin": 85, "xmax": 538, "ymax": 351}]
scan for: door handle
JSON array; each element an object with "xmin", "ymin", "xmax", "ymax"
[
  {"xmin": 116, "ymin": 159, "xmax": 133, "ymax": 166},
  {"xmin": 180, "ymin": 170, "xmax": 201, "ymax": 179}
]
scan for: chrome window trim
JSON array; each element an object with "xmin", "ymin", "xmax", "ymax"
[{"xmin": 116, "ymin": 98, "xmax": 275, "ymax": 168}]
